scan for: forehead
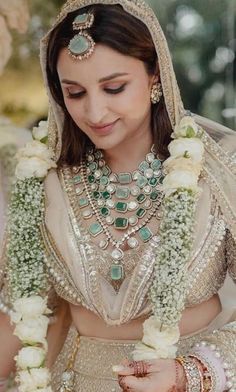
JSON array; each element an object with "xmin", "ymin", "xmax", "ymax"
[{"xmin": 57, "ymin": 44, "xmax": 146, "ymax": 84}]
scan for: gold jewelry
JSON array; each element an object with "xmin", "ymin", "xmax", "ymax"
[
  {"xmin": 129, "ymin": 360, "xmax": 149, "ymax": 377},
  {"xmin": 60, "ymin": 334, "xmax": 80, "ymax": 392},
  {"xmin": 68, "ymin": 13, "xmax": 95, "ymax": 60},
  {"xmin": 150, "ymin": 82, "xmax": 163, "ymax": 104}
]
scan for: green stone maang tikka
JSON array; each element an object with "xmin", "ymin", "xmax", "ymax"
[{"xmin": 68, "ymin": 13, "xmax": 95, "ymax": 60}]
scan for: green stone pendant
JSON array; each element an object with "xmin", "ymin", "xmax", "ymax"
[
  {"xmin": 151, "ymin": 159, "xmax": 162, "ymax": 171},
  {"xmin": 111, "ymin": 264, "xmax": 124, "ymax": 280},
  {"xmin": 138, "ymin": 226, "xmax": 153, "ymax": 242},
  {"xmin": 115, "ymin": 187, "xmax": 130, "ymax": 199},
  {"xmin": 115, "ymin": 202, "xmax": 128, "ymax": 213},
  {"xmin": 89, "ymin": 222, "xmax": 103, "ymax": 237},
  {"xmin": 69, "ymin": 34, "xmax": 90, "ymax": 56},
  {"xmin": 136, "ymin": 208, "xmax": 146, "ymax": 218},
  {"xmin": 114, "ymin": 217, "xmax": 128, "ymax": 230},
  {"xmin": 78, "ymin": 197, "xmax": 89, "ymax": 208},
  {"xmin": 118, "ymin": 173, "xmax": 132, "ymax": 184},
  {"xmin": 73, "ymin": 175, "xmax": 82, "ymax": 184}
]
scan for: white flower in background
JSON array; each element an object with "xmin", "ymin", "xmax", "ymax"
[
  {"xmin": 15, "ymin": 347, "xmax": 46, "ymax": 370},
  {"xmin": 0, "ymin": 15, "xmax": 12, "ymax": 75},
  {"xmin": 0, "ymin": 0, "xmax": 29, "ymax": 33},
  {"xmin": 18, "ymin": 368, "xmax": 51, "ymax": 391},
  {"xmin": 14, "ymin": 315, "xmax": 49, "ymax": 345},
  {"xmin": 133, "ymin": 317, "xmax": 179, "ymax": 360},
  {"xmin": 168, "ymin": 138, "xmax": 204, "ymax": 163},
  {"xmin": 0, "ymin": 0, "xmax": 30, "ymax": 74},
  {"xmin": 173, "ymin": 116, "xmax": 200, "ymax": 138},
  {"xmin": 163, "ymin": 169, "xmax": 200, "ymax": 194},
  {"xmin": 32, "ymin": 121, "xmax": 48, "ymax": 142},
  {"xmin": 11, "ymin": 296, "xmax": 51, "ymax": 323},
  {"xmin": 35, "ymin": 388, "xmax": 53, "ymax": 392},
  {"xmin": 164, "ymin": 156, "xmax": 202, "ymax": 177}
]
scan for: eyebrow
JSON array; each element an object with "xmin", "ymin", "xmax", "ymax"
[{"xmin": 61, "ymin": 72, "xmax": 129, "ymax": 85}]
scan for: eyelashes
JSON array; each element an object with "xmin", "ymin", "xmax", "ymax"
[{"xmin": 66, "ymin": 83, "xmax": 127, "ymax": 99}]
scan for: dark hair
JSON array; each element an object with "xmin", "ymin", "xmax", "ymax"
[{"xmin": 46, "ymin": 4, "xmax": 172, "ymax": 166}]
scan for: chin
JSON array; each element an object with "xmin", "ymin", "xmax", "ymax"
[{"xmin": 91, "ymin": 135, "xmax": 124, "ymax": 151}]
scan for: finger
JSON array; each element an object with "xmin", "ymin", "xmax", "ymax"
[
  {"xmin": 123, "ymin": 375, "xmax": 147, "ymax": 391},
  {"xmin": 113, "ymin": 364, "xmax": 136, "ymax": 376},
  {"xmin": 114, "ymin": 360, "xmax": 160, "ymax": 376},
  {"xmin": 128, "ymin": 359, "xmax": 162, "ymax": 374}
]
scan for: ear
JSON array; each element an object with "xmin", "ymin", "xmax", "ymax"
[{"xmin": 149, "ymin": 61, "xmax": 160, "ymax": 86}]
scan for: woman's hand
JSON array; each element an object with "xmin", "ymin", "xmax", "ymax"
[{"xmin": 113, "ymin": 358, "xmax": 186, "ymax": 392}]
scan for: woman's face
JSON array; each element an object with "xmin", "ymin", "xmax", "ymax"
[{"xmin": 57, "ymin": 44, "xmax": 156, "ymax": 151}]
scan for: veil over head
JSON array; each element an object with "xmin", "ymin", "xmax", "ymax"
[{"xmin": 40, "ymin": 0, "xmax": 236, "ymax": 242}]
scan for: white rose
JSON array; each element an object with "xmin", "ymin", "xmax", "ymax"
[
  {"xmin": 162, "ymin": 169, "xmax": 200, "ymax": 194},
  {"xmin": 164, "ymin": 157, "xmax": 202, "ymax": 177},
  {"xmin": 17, "ymin": 140, "xmax": 53, "ymax": 161},
  {"xmin": 14, "ymin": 315, "xmax": 49, "ymax": 344},
  {"xmin": 30, "ymin": 368, "xmax": 51, "ymax": 388},
  {"xmin": 143, "ymin": 317, "xmax": 179, "ymax": 349},
  {"xmin": 32, "ymin": 121, "xmax": 48, "ymax": 142},
  {"xmin": 18, "ymin": 368, "xmax": 51, "ymax": 391},
  {"xmin": 11, "ymin": 296, "xmax": 51, "ymax": 324},
  {"xmin": 173, "ymin": 116, "xmax": 199, "ymax": 138},
  {"xmin": 133, "ymin": 317, "xmax": 179, "ymax": 360},
  {"xmin": 17, "ymin": 370, "xmax": 33, "ymax": 392},
  {"xmin": 15, "ymin": 347, "xmax": 46, "ymax": 369},
  {"xmin": 15, "ymin": 157, "xmax": 55, "ymax": 180},
  {"xmin": 133, "ymin": 341, "xmax": 178, "ymax": 361},
  {"xmin": 169, "ymin": 138, "xmax": 204, "ymax": 163},
  {"xmin": 18, "ymin": 369, "xmax": 50, "ymax": 391}
]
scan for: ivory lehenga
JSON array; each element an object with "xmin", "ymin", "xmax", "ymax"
[{"xmin": 1, "ymin": 0, "xmax": 236, "ymax": 391}]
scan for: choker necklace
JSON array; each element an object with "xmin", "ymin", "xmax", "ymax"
[{"xmin": 72, "ymin": 146, "xmax": 164, "ymax": 281}]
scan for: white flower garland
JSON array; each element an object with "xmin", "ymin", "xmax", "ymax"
[
  {"xmin": 7, "ymin": 121, "xmax": 56, "ymax": 392},
  {"xmin": 133, "ymin": 115, "xmax": 205, "ymax": 360}
]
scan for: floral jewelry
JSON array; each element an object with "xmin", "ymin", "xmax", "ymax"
[
  {"xmin": 132, "ymin": 115, "xmax": 205, "ymax": 361},
  {"xmin": 68, "ymin": 13, "xmax": 95, "ymax": 60},
  {"xmin": 7, "ymin": 121, "xmax": 56, "ymax": 392},
  {"xmin": 150, "ymin": 82, "xmax": 162, "ymax": 104}
]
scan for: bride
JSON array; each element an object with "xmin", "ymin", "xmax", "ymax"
[{"xmin": 0, "ymin": 1, "xmax": 236, "ymax": 391}]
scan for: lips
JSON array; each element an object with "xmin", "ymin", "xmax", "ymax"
[{"xmin": 90, "ymin": 119, "xmax": 119, "ymax": 134}]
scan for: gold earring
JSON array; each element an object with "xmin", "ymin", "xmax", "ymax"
[{"xmin": 150, "ymin": 83, "xmax": 162, "ymax": 104}]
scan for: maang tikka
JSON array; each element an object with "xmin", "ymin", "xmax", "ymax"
[{"xmin": 68, "ymin": 12, "xmax": 96, "ymax": 60}]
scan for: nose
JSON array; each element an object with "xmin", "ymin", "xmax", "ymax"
[{"xmin": 85, "ymin": 93, "xmax": 108, "ymax": 125}]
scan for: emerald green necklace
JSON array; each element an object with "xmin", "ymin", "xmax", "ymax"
[{"xmin": 72, "ymin": 146, "xmax": 164, "ymax": 281}]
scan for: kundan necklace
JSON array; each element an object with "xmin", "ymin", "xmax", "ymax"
[{"xmin": 72, "ymin": 145, "xmax": 164, "ymax": 281}]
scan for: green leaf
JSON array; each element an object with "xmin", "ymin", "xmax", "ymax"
[
  {"xmin": 186, "ymin": 126, "xmax": 195, "ymax": 138},
  {"xmin": 40, "ymin": 136, "xmax": 48, "ymax": 144},
  {"xmin": 183, "ymin": 150, "xmax": 190, "ymax": 158}
]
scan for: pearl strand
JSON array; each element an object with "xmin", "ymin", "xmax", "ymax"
[{"xmin": 195, "ymin": 341, "xmax": 236, "ymax": 392}]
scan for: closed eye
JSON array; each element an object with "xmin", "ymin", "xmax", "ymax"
[{"xmin": 66, "ymin": 83, "xmax": 127, "ymax": 99}]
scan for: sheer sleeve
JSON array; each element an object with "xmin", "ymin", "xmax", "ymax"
[{"xmin": 188, "ymin": 228, "xmax": 236, "ymax": 391}]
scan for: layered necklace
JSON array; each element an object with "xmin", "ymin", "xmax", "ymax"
[{"xmin": 72, "ymin": 145, "xmax": 164, "ymax": 281}]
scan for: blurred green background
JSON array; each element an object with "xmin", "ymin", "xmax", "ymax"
[{"xmin": 0, "ymin": 0, "xmax": 235, "ymax": 129}]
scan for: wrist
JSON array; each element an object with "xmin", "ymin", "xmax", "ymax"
[
  {"xmin": 0, "ymin": 378, "xmax": 8, "ymax": 392},
  {"xmin": 175, "ymin": 359, "xmax": 187, "ymax": 392}
]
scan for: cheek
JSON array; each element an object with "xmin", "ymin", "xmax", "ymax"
[
  {"xmin": 64, "ymin": 99, "xmax": 83, "ymax": 123},
  {"xmin": 119, "ymin": 83, "xmax": 151, "ymax": 119}
]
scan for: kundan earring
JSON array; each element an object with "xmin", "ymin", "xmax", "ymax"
[{"xmin": 150, "ymin": 82, "xmax": 163, "ymax": 104}]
